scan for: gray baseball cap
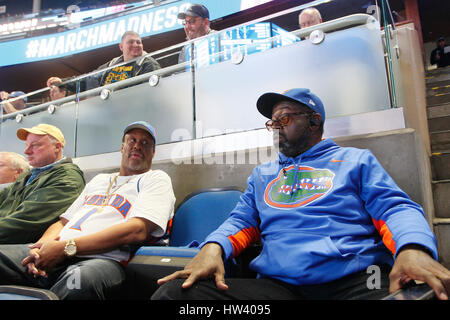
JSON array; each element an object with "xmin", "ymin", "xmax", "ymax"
[{"xmin": 124, "ymin": 121, "xmax": 156, "ymax": 143}]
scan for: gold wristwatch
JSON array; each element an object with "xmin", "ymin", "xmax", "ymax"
[{"xmin": 64, "ymin": 239, "xmax": 77, "ymax": 257}]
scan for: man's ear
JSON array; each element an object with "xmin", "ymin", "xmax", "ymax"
[
  {"xmin": 54, "ymin": 141, "xmax": 63, "ymax": 153},
  {"xmin": 310, "ymin": 113, "xmax": 322, "ymax": 127},
  {"xmin": 119, "ymin": 42, "xmax": 124, "ymax": 53},
  {"xmin": 14, "ymin": 168, "xmax": 23, "ymax": 180}
]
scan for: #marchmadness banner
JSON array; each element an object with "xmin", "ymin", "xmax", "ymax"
[{"xmin": 0, "ymin": 0, "xmax": 273, "ymax": 67}]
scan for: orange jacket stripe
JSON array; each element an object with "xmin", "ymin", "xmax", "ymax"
[
  {"xmin": 372, "ymin": 218, "xmax": 396, "ymax": 255},
  {"xmin": 227, "ymin": 226, "xmax": 260, "ymax": 258}
]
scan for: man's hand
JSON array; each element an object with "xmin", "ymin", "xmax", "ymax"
[
  {"xmin": 390, "ymin": 244, "xmax": 450, "ymax": 300},
  {"xmin": 46, "ymin": 77, "xmax": 62, "ymax": 88},
  {"xmin": 157, "ymin": 242, "xmax": 228, "ymax": 290},
  {"xmin": 21, "ymin": 247, "xmax": 46, "ymax": 278},
  {"xmin": 21, "ymin": 239, "xmax": 66, "ymax": 275},
  {"xmin": 0, "ymin": 91, "xmax": 9, "ymax": 101}
]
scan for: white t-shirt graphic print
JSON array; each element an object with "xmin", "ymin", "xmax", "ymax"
[{"xmin": 59, "ymin": 170, "xmax": 175, "ymax": 262}]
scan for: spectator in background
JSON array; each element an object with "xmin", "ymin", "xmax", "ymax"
[
  {"xmin": 0, "ymin": 152, "xmax": 30, "ymax": 185},
  {"xmin": 177, "ymin": 4, "xmax": 215, "ymax": 63},
  {"xmin": 49, "ymin": 84, "xmax": 68, "ymax": 101},
  {"xmin": 0, "ymin": 91, "xmax": 29, "ymax": 115},
  {"xmin": 298, "ymin": 7, "xmax": 322, "ymax": 29},
  {"xmin": 0, "ymin": 124, "xmax": 85, "ymax": 244},
  {"xmin": 430, "ymin": 36, "xmax": 450, "ymax": 68},
  {"xmin": 46, "ymin": 31, "xmax": 160, "ymax": 92}
]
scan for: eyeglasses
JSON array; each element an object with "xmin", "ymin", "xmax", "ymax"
[
  {"xmin": 265, "ymin": 112, "xmax": 310, "ymax": 131},
  {"xmin": 182, "ymin": 17, "xmax": 202, "ymax": 26}
]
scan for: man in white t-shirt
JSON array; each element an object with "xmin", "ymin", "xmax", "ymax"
[{"xmin": 0, "ymin": 121, "xmax": 176, "ymax": 299}]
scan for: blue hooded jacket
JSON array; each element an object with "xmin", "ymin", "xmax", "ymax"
[{"xmin": 203, "ymin": 138, "xmax": 438, "ymax": 286}]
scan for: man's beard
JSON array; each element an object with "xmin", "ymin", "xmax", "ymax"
[
  {"xmin": 121, "ymin": 151, "xmax": 150, "ymax": 174},
  {"xmin": 274, "ymin": 127, "xmax": 313, "ymax": 158}
]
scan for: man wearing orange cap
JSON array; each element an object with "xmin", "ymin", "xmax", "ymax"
[{"xmin": 0, "ymin": 123, "xmax": 85, "ymax": 244}]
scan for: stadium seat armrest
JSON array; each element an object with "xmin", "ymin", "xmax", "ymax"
[{"xmin": 382, "ymin": 283, "xmax": 435, "ymax": 300}]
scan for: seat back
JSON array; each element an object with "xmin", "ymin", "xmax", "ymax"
[
  {"xmin": 0, "ymin": 285, "xmax": 59, "ymax": 300},
  {"xmin": 169, "ymin": 187, "xmax": 243, "ymax": 247}
]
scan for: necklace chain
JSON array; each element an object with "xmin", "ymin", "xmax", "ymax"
[{"xmin": 101, "ymin": 174, "xmax": 132, "ymax": 206}]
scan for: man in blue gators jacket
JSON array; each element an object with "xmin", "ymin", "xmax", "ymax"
[{"xmin": 153, "ymin": 88, "xmax": 450, "ymax": 300}]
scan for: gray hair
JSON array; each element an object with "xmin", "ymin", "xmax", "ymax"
[{"xmin": 0, "ymin": 152, "xmax": 30, "ymax": 172}]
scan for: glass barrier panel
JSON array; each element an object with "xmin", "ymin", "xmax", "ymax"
[
  {"xmin": 2, "ymin": 0, "xmax": 402, "ymax": 159},
  {"xmin": 191, "ymin": 0, "xmax": 389, "ymax": 138},
  {"xmin": 74, "ymin": 64, "xmax": 194, "ymax": 157},
  {"xmin": 0, "ymin": 87, "xmax": 78, "ymax": 158}
]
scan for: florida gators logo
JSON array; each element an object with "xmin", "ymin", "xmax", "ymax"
[{"xmin": 264, "ymin": 165, "xmax": 335, "ymax": 209}]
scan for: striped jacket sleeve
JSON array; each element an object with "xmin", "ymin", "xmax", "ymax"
[{"xmin": 359, "ymin": 150, "xmax": 438, "ymax": 259}]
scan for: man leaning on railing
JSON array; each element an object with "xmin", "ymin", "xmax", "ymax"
[{"xmin": 46, "ymin": 30, "xmax": 161, "ymax": 95}]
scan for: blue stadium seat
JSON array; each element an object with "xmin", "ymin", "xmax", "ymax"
[
  {"xmin": 125, "ymin": 187, "xmax": 243, "ymax": 297},
  {"xmin": 0, "ymin": 285, "xmax": 59, "ymax": 300},
  {"xmin": 130, "ymin": 187, "xmax": 243, "ymax": 266},
  {"xmin": 169, "ymin": 187, "xmax": 244, "ymax": 247}
]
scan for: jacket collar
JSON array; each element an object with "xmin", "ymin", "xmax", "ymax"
[
  {"xmin": 278, "ymin": 138, "xmax": 336, "ymax": 164},
  {"xmin": 26, "ymin": 156, "xmax": 68, "ymax": 186}
]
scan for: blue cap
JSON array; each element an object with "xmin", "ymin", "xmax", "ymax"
[
  {"xmin": 124, "ymin": 121, "xmax": 156, "ymax": 143},
  {"xmin": 9, "ymin": 91, "xmax": 27, "ymax": 103},
  {"xmin": 257, "ymin": 88, "xmax": 325, "ymax": 123}
]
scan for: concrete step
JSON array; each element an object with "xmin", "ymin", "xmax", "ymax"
[
  {"xmin": 426, "ymin": 78, "xmax": 450, "ymax": 88},
  {"xmin": 425, "ymin": 66, "xmax": 450, "ymax": 84},
  {"xmin": 433, "ymin": 220, "xmax": 450, "ymax": 269},
  {"xmin": 430, "ymin": 130, "xmax": 450, "ymax": 152},
  {"xmin": 428, "ymin": 115, "xmax": 450, "ymax": 132},
  {"xmin": 427, "ymin": 92, "xmax": 450, "ymax": 106},
  {"xmin": 426, "ymin": 82, "xmax": 450, "ymax": 96},
  {"xmin": 431, "ymin": 151, "xmax": 450, "ymax": 180},
  {"xmin": 427, "ymin": 102, "xmax": 450, "ymax": 118},
  {"xmin": 432, "ymin": 180, "xmax": 450, "ymax": 218}
]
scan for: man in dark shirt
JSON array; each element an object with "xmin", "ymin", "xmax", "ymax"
[
  {"xmin": 430, "ymin": 37, "xmax": 450, "ymax": 68},
  {"xmin": 46, "ymin": 31, "xmax": 160, "ymax": 92}
]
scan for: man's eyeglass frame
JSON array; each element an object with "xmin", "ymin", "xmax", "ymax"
[
  {"xmin": 182, "ymin": 17, "xmax": 203, "ymax": 25},
  {"xmin": 265, "ymin": 112, "xmax": 312, "ymax": 131}
]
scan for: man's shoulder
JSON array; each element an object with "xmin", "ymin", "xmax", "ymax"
[
  {"xmin": 90, "ymin": 170, "xmax": 172, "ymax": 184},
  {"xmin": 139, "ymin": 54, "xmax": 161, "ymax": 69},
  {"xmin": 142, "ymin": 169, "xmax": 172, "ymax": 182},
  {"xmin": 54, "ymin": 158, "xmax": 83, "ymax": 174},
  {"xmin": 45, "ymin": 159, "xmax": 85, "ymax": 187},
  {"xmin": 90, "ymin": 172, "xmax": 116, "ymax": 182}
]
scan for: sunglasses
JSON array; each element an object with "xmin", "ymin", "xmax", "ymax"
[{"xmin": 265, "ymin": 112, "xmax": 311, "ymax": 131}]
